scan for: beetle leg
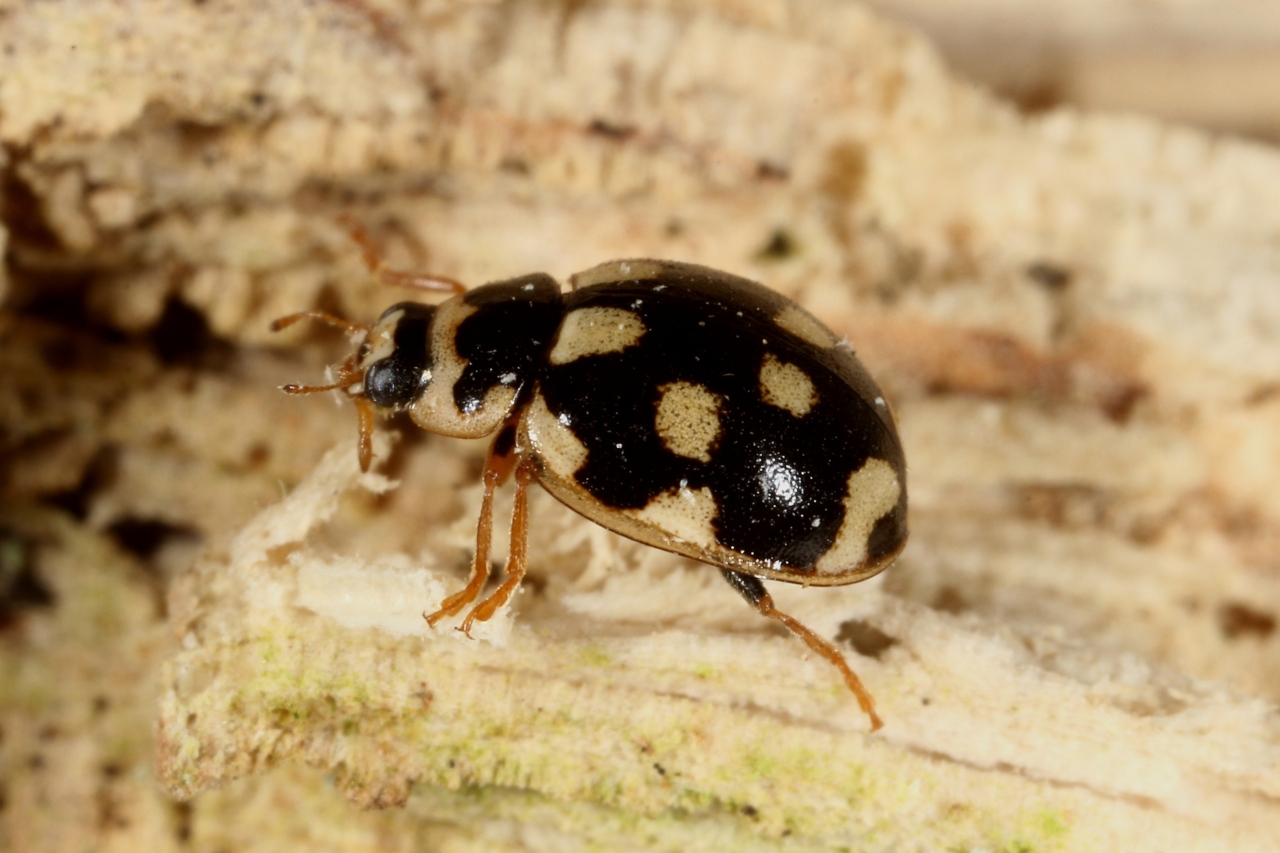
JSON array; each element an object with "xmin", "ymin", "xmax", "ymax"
[
  {"xmin": 353, "ymin": 396, "xmax": 376, "ymax": 473},
  {"xmin": 720, "ymin": 569, "xmax": 884, "ymax": 731},
  {"xmin": 339, "ymin": 214, "xmax": 467, "ymax": 295},
  {"xmin": 269, "ymin": 310, "xmax": 369, "ymax": 335},
  {"xmin": 458, "ymin": 454, "xmax": 536, "ymax": 636},
  {"xmin": 424, "ymin": 423, "xmax": 521, "ymax": 627}
]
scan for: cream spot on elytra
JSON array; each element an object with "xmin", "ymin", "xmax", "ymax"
[
  {"xmin": 521, "ymin": 394, "xmax": 588, "ymax": 477},
  {"xmin": 759, "ymin": 353, "xmax": 817, "ymax": 417},
  {"xmin": 632, "ymin": 486, "xmax": 719, "ymax": 549},
  {"xmin": 654, "ymin": 381, "xmax": 722, "ymax": 463},
  {"xmin": 814, "ymin": 458, "xmax": 901, "ymax": 576},
  {"xmin": 548, "ymin": 307, "xmax": 646, "ymax": 365},
  {"xmin": 568, "ymin": 259, "xmax": 665, "ymax": 290},
  {"xmin": 774, "ymin": 304, "xmax": 837, "ymax": 349}
]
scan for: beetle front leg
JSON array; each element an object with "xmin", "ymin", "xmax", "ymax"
[
  {"xmin": 425, "ymin": 423, "xmax": 520, "ymax": 627},
  {"xmin": 458, "ymin": 455, "xmax": 536, "ymax": 635},
  {"xmin": 721, "ymin": 570, "xmax": 884, "ymax": 731}
]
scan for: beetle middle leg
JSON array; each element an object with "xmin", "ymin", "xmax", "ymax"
[
  {"xmin": 721, "ymin": 569, "xmax": 884, "ymax": 731},
  {"xmin": 424, "ymin": 422, "xmax": 520, "ymax": 627}
]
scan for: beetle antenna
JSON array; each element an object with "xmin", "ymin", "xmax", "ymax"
[
  {"xmin": 338, "ymin": 214, "xmax": 467, "ymax": 295},
  {"xmin": 280, "ymin": 358, "xmax": 362, "ymax": 396},
  {"xmin": 270, "ymin": 311, "xmax": 370, "ymax": 335},
  {"xmin": 280, "ymin": 379, "xmax": 354, "ymax": 395}
]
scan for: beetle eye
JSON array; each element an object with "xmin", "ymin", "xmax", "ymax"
[
  {"xmin": 362, "ymin": 302, "xmax": 435, "ymax": 409},
  {"xmin": 364, "ymin": 358, "xmax": 424, "ymax": 409}
]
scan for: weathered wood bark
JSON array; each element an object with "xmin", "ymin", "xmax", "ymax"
[{"xmin": 2, "ymin": 1, "xmax": 1278, "ymax": 851}]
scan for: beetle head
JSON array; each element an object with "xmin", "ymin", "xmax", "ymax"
[
  {"xmin": 272, "ymin": 300, "xmax": 436, "ymax": 472},
  {"xmin": 357, "ymin": 301, "xmax": 437, "ymax": 410}
]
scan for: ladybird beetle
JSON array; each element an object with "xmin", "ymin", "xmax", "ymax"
[{"xmin": 275, "ymin": 220, "xmax": 907, "ymax": 730}]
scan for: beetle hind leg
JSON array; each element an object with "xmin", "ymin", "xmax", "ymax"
[{"xmin": 721, "ymin": 569, "xmax": 884, "ymax": 731}]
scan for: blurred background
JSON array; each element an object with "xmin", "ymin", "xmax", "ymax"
[{"xmin": 870, "ymin": 0, "xmax": 1280, "ymax": 139}]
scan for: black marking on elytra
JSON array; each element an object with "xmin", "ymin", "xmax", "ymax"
[
  {"xmin": 453, "ymin": 275, "xmax": 563, "ymax": 414},
  {"xmin": 365, "ymin": 302, "xmax": 436, "ymax": 409},
  {"xmin": 537, "ymin": 268, "xmax": 906, "ymax": 572},
  {"xmin": 866, "ymin": 496, "xmax": 907, "ymax": 563}
]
